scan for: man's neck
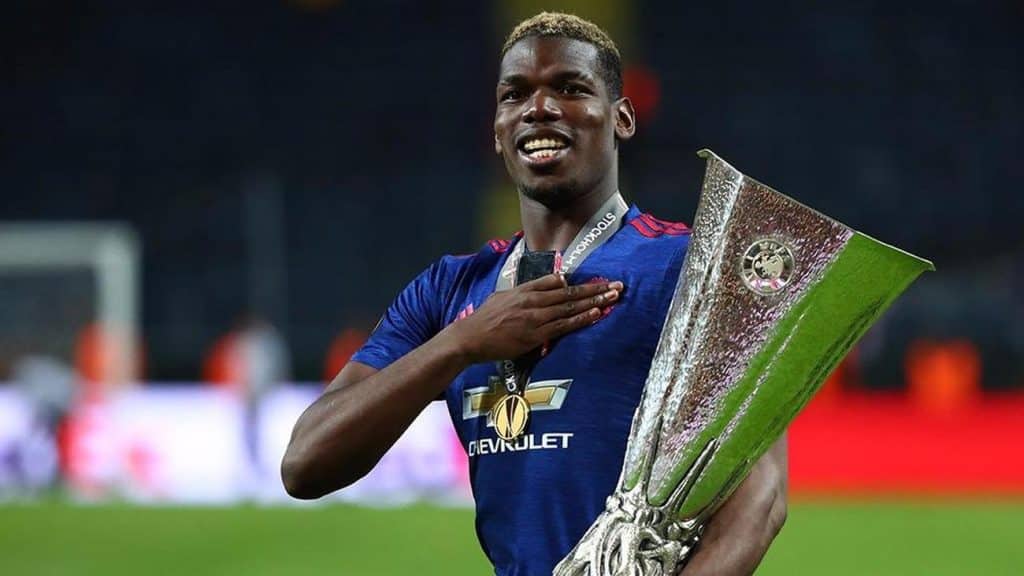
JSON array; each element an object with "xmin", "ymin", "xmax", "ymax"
[{"xmin": 519, "ymin": 185, "xmax": 617, "ymax": 252}]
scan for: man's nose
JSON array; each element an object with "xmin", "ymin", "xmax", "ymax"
[{"xmin": 522, "ymin": 90, "xmax": 562, "ymax": 123}]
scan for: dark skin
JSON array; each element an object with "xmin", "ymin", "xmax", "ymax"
[
  {"xmin": 282, "ymin": 35, "xmax": 787, "ymax": 576},
  {"xmin": 494, "ymin": 36, "xmax": 631, "ymax": 250},
  {"xmin": 281, "ymin": 274, "xmax": 623, "ymax": 496}
]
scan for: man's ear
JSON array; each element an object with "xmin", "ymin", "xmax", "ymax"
[
  {"xmin": 614, "ymin": 97, "xmax": 637, "ymax": 142},
  {"xmin": 494, "ymin": 134, "xmax": 503, "ymax": 155}
]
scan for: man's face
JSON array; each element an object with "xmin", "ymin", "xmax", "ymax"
[{"xmin": 494, "ymin": 36, "xmax": 633, "ymax": 207}]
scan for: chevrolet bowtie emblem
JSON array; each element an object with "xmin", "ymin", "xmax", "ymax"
[{"xmin": 463, "ymin": 377, "xmax": 573, "ymax": 425}]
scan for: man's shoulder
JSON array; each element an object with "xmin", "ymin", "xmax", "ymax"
[
  {"xmin": 603, "ymin": 208, "xmax": 690, "ymax": 269},
  {"xmin": 624, "ymin": 209, "xmax": 691, "ymax": 241},
  {"xmin": 440, "ymin": 232, "xmax": 520, "ymax": 266},
  {"xmin": 423, "ymin": 233, "xmax": 520, "ymax": 286}
]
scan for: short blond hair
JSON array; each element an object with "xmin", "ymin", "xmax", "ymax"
[{"xmin": 501, "ymin": 12, "xmax": 623, "ymax": 99}]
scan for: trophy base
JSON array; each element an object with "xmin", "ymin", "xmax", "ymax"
[
  {"xmin": 552, "ymin": 487, "xmax": 700, "ymax": 576},
  {"xmin": 553, "ymin": 438, "xmax": 721, "ymax": 576}
]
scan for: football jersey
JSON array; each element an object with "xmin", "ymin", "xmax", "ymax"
[{"xmin": 353, "ymin": 205, "xmax": 690, "ymax": 576}]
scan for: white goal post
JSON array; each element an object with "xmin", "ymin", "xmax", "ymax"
[{"xmin": 0, "ymin": 223, "xmax": 141, "ymax": 384}]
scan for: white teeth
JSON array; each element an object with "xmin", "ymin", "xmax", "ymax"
[
  {"xmin": 528, "ymin": 148, "xmax": 560, "ymax": 159},
  {"xmin": 522, "ymin": 137, "xmax": 568, "ymax": 152}
]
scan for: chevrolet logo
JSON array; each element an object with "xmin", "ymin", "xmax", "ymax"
[{"xmin": 463, "ymin": 377, "xmax": 573, "ymax": 425}]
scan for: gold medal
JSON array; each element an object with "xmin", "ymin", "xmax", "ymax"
[{"xmin": 491, "ymin": 394, "xmax": 530, "ymax": 441}]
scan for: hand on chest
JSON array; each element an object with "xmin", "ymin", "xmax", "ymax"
[{"xmin": 453, "ymin": 277, "xmax": 658, "ymax": 412}]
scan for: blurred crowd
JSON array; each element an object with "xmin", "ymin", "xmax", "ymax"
[{"xmin": 1, "ymin": 0, "xmax": 1021, "ymax": 503}]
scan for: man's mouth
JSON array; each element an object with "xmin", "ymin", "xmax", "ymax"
[{"xmin": 518, "ymin": 135, "xmax": 571, "ymax": 165}]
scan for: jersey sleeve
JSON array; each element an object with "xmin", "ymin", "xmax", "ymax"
[{"xmin": 350, "ymin": 260, "xmax": 448, "ymax": 370}]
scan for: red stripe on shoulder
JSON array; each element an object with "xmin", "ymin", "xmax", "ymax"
[
  {"xmin": 487, "ymin": 234, "xmax": 523, "ymax": 254},
  {"xmin": 646, "ymin": 214, "xmax": 690, "ymax": 234},
  {"xmin": 630, "ymin": 216, "xmax": 660, "ymax": 238},
  {"xmin": 640, "ymin": 214, "xmax": 664, "ymax": 232},
  {"xmin": 629, "ymin": 213, "xmax": 690, "ymax": 238}
]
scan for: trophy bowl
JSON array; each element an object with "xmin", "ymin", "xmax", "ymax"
[{"xmin": 553, "ymin": 150, "xmax": 934, "ymax": 576}]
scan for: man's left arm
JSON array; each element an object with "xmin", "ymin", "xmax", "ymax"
[{"xmin": 679, "ymin": 433, "xmax": 788, "ymax": 576}]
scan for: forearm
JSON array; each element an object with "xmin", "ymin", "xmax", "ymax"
[
  {"xmin": 281, "ymin": 329, "xmax": 469, "ymax": 498},
  {"xmin": 680, "ymin": 435, "xmax": 789, "ymax": 576},
  {"xmin": 281, "ymin": 274, "xmax": 621, "ymax": 499}
]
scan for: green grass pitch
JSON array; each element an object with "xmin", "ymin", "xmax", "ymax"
[{"xmin": 1, "ymin": 500, "xmax": 1020, "ymax": 575}]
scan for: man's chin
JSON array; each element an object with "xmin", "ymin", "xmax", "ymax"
[{"xmin": 519, "ymin": 180, "xmax": 581, "ymax": 209}]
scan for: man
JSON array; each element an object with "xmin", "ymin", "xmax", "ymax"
[{"xmin": 282, "ymin": 12, "xmax": 787, "ymax": 576}]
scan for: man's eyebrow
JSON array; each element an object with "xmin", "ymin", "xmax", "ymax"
[
  {"xmin": 498, "ymin": 74, "xmax": 527, "ymax": 86},
  {"xmin": 498, "ymin": 70, "xmax": 597, "ymax": 86},
  {"xmin": 550, "ymin": 70, "xmax": 595, "ymax": 84}
]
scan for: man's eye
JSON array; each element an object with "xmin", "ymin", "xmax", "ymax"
[
  {"xmin": 560, "ymin": 84, "xmax": 586, "ymax": 95},
  {"xmin": 500, "ymin": 90, "xmax": 522, "ymax": 102}
]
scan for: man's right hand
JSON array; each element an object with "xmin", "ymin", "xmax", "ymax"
[
  {"xmin": 444, "ymin": 273, "xmax": 623, "ymax": 363},
  {"xmin": 281, "ymin": 273, "xmax": 622, "ymax": 499}
]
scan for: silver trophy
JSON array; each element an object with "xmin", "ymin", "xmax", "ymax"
[{"xmin": 553, "ymin": 150, "xmax": 933, "ymax": 576}]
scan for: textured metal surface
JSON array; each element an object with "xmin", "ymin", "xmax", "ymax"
[
  {"xmin": 553, "ymin": 150, "xmax": 933, "ymax": 576},
  {"xmin": 646, "ymin": 157, "xmax": 852, "ymax": 505}
]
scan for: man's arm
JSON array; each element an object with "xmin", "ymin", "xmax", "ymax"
[
  {"xmin": 679, "ymin": 433, "xmax": 788, "ymax": 576},
  {"xmin": 280, "ymin": 274, "xmax": 623, "ymax": 499},
  {"xmin": 280, "ymin": 336, "xmax": 467, "ymax": 499}
]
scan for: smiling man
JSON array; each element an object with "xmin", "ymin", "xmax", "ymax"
[{"xmin": 282, "ymin": 12, "xmax": 787, "ymax": 576}]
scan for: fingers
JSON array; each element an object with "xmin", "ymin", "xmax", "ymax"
[
  {"xmin": 517, "ymin": 273, "xmax": 623, "ymax": 298},
  {"xmin": 531, "ymin": 278, "xmax": 624, "ymax": 308},
  {"xmin": 515, "ymin": 274, "xmax": 623, "ymax": 330},
  {"xmin": 518, "ymin": 273, "xmax": 566, "ymax": 291},
  {"xmin": 539, "ymin": 306, "xmax": 604, "ymax": 340},
  {"xmin": 536, "ymin": 287, "xmax": 619, "ymax": 323}
]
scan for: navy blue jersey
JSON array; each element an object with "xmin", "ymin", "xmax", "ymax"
[{"xmin": 353, "ymin": 205, "xmax": 690, "ymax": 576}]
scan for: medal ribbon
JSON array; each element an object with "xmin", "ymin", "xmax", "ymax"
[
  {"xmin": 494, "ymin": 191, "xmax": 629, "ymax": 292},
  {"xmin": 493, "ymin": 191, "xmax": 629, "ymax": 397}
]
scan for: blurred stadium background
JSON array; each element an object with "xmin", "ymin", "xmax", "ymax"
[{"xmin": 2, "ymin": 1, "xmax": 1022, "ymax": 574}]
